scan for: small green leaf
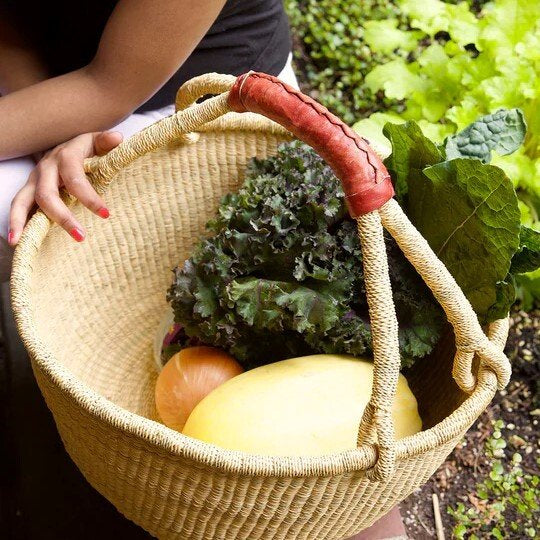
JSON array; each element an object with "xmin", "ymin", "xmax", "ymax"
[
  {"xmin": 510, "ymin": 226, "xmax": 540, "ymax": 274},
  {"xmin": 454, "ymin": 523, "xmax": 467, "ymax": 539},
  {"xmin": 445, "ymin": 108, "xmax": 527, "ymax": 163},
  {"xmin": 477, "ymin": 488, "xmax": 488, "ymax": 499},
  {"xmin": 383, "ymin": 121, "xmax": 444, "ymax": 202},
  {"xmin": 493, "ymin": 461, "xmax": 505, "ymax": 476}
]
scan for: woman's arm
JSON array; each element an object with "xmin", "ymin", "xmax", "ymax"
[{"xmin": 0, "ymin": 0, "xmax": 226, "ymax": 159}]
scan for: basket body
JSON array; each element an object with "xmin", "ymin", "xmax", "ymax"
[{"xmin": 12, "ymin": 115, "xmax": 503, "ymax": 539}]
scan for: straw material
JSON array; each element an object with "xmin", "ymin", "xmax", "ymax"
[{"xmin": 11, "ymin": 74, "xmax": 510, "ymax": 539}]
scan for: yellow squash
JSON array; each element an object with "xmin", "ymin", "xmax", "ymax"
[{"xmin": 183, "ymin": 354, "xmax": 422, "ymax": 456}]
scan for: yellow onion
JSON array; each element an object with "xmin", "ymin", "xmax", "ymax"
[{"xmin": 155, "ymin": 346, "xmax": 243, "ymax": 431}]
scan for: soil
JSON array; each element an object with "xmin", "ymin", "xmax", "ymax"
[{"xmin": 400, "ymin": 309, "xmax": 540, "ymax": 538}]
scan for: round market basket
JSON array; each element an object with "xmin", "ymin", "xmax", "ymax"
[{"xmin": 11, "ymin": 73, "xmax": 512, "ymax": 540}]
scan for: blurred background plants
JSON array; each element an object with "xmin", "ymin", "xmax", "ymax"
[{"xmin": 447, "ymin": 420, "xmax": 539, "ymax": 539}]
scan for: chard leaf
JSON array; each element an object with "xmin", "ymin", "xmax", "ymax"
[
  {"xmin": 408, "ymin": 159, "xmax": 521, "ymax": 322},
  {"xmin": 445, "ymin": 108, "xmax": 527, "ymax": 163},
  {"xmin": 486, "ymin": 277, "xmax": 516, "ymax": 322},
  {"xmin": 383, "ymin": 121, "xmax": 444, "ymax": 202},
  {"xmin": 510, "ymin": 226, "xmax": 540, "ymax": 274}
]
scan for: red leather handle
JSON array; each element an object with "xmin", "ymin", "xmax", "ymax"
[{"xmin": 228, "ymin": 72, "xmax": 394, "ymax": 217}]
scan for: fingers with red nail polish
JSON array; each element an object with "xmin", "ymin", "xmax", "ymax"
[
  {"xmin": 69, "ymin": 227, "xmax": 85, "ymax": 242},
  {"xmin": 97, "ymin": 207, "xmax": 110, "ymax": 219},
  {"xmin": 8, "ymin": 131, "xmax": 121, "ymax": 245}
]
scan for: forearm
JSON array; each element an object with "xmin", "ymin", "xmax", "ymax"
[
  {"xmin": 0, "ymin": 0, "xmax": 226, "ymax": 160},
  {"xmin": 0, "ymin": 67, "xmax": 133, "ymax": 159}
]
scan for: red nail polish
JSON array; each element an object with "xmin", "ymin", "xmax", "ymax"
[
  {"xmin": 7, "ymin": 230, "xmax": 15, "ymax": 245},
  {"xmin": 97, "ymin": 207, "xmax": 110, "ymax": 219},
  {"xmin": 69, "ymin": 227, "xmax": 85, "ymax": 242}
]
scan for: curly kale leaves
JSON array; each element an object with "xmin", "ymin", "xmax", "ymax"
[
  {"xmin": 445, "ymin": 109, "xmax": 527, "ymax": 163},
  {"xmin": 167, "ymin": 142, "xmax": 443, "ymax": 370}
]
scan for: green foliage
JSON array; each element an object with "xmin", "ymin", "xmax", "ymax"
[
  {"xmin": 445, "ymin": 109, "xmax": 527, "ymax": 163},
  {"xmin": 168, "ymin": 142, "xmax": 444, "ymax": 370},
  {"xmin": 285, "ymin": 0, "xmax": 407, "ymax": 124},
  {"xmin": 360, "ymin": 0, "xmax": 540, "ymax": 233},
  {"xmin": 285, "ymin": 0, "xmax": 487, "ymax": 124},
  {"xmin": 448, "ymin": 420, "xmax": 540, "ymax": 539},
  {"xmin": 288, "ymin": 0, "xmax": 540, "ymax": 304},
  {"xmin": 383, "ymin": 121, "xmax": 536, "ymax": 323},
  {"xmin": 511, "ymin": 228, "xmax": 540, "ymax": 275}
]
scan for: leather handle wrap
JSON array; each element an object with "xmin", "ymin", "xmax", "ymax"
[{"xmin": 228, "ymin": 72, "xmax": 394, "ymax": 216}]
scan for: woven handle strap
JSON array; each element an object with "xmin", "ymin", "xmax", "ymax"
[
  {"xmin": 380, "ymin": 200, "xmax": 511, "ymax": 393},
  {"xmin": 175, "ymin": 73, "xmax": 237, "ymax": 112}
]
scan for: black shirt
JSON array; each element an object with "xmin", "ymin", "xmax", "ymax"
[{"xmin": 0, "ymin": 0, "xmax": 291, "ymax": 111}]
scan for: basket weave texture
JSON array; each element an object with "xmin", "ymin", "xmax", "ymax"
[{"xmin": 11, "ymin": 74, "xmax": 511, "ymax": 539}]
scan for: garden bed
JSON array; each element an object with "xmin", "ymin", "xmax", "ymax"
[{"xmin": 401, "ymin": 309, "xmax": 539, "ymax": 538}]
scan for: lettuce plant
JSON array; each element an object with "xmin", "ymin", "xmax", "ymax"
[{"xmin": 358, "ymin": 0, "xmax": 539, "ymax": 231}]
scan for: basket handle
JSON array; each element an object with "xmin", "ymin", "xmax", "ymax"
[
  {"xmin": 228, "ymin": 72, "xmax": 395, "ymax": 216},
  {"xmin": 227, "ymin": 72, "xmax": 401, "ymax": 480}
]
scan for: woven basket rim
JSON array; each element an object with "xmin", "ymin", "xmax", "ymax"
[{"xmin": 10, "ymin": 114, "xmax": 500, "ymax": 478}]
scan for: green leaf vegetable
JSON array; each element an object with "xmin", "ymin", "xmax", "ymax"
[
  {"xmin": 284, "ymin": 0, "xmax": 485, "ymax": 125},
  {"xmin": 383, "ymin": 121, "xmax": 532, "ymax": 323},
  {"xmin": 168, "ymin": 120, "xmax": 540, "ymax": 369},
  {"xmin": 445, "ymin": 109, "xmax": 527, "ymax": 163},
  {"xmin": 168, "ymin": 142, "xmax": 444, "ymax": 370}
]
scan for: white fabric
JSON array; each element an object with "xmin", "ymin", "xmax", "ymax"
[{"xmin": 0, "ymin": 55, "xmax": 298, "ymax": 280}]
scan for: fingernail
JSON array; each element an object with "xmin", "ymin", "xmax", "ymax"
[
  {"xmin": 97, "ymin": 207, "xmax": 110, "ymax": 219},
  {"xmin": 69, "ymin": 227, "xmax": 85, "ymax": 242},
  {"xmin": 7, "ymin": 230, "xmax": 16, "ymax": 245}
]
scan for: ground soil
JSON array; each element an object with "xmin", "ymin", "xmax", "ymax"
[{"xmin": 400, "ymin": 309, "xmax": 540, "ymax": 538}]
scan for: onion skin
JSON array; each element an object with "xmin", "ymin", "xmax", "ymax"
[{"xmin": 155, "ymin": 346, "xmax": 243, "ymax": 432}]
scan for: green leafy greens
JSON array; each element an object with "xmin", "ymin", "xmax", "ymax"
[
  {"xmin": 445, "ymin": 109, "xmax": 527, "ymax": 163},
  {"xmin": 383, "ymin": 120, "xmax": 539, "ymax": 323},
  {"xmin": 168, "ymin": 118, "xmax": 540, "ymax": 370},
  {"xmin": 355, "ymin": 0, "xmax": 540, "ymax": 235},
  {"xmin": 168, "ymin": 142, "xmax": 444, "ymax": 370}
]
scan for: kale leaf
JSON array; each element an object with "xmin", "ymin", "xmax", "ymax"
[
  {"xmin": 445, "ymin": 109, "xmax": 527, "ymax": 163},
  {"xmin": 167, "ymin": 141, "xmax": 443, "ymax": 370}
]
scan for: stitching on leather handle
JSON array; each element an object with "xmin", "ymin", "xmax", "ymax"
[
  {"xmin": 237, "ymin": 71, "xmax": 255, "ymax": 108},
  {"xmin": 243, "ymin": 73, "xmax": 387, "ymax": 184}
]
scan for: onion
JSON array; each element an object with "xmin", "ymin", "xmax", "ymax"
[{"xmin": 155, "ymin": 346, "xmax": 244, "ymax": 432}]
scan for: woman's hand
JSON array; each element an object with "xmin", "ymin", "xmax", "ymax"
[{"xmin": 8, "ymin": 131, "xmax": 123, "ymax": 245}]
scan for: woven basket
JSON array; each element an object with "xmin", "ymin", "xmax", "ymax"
[{"xmin": 11, "ymin": 73, "xmax": 511, "ymax": 540}]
